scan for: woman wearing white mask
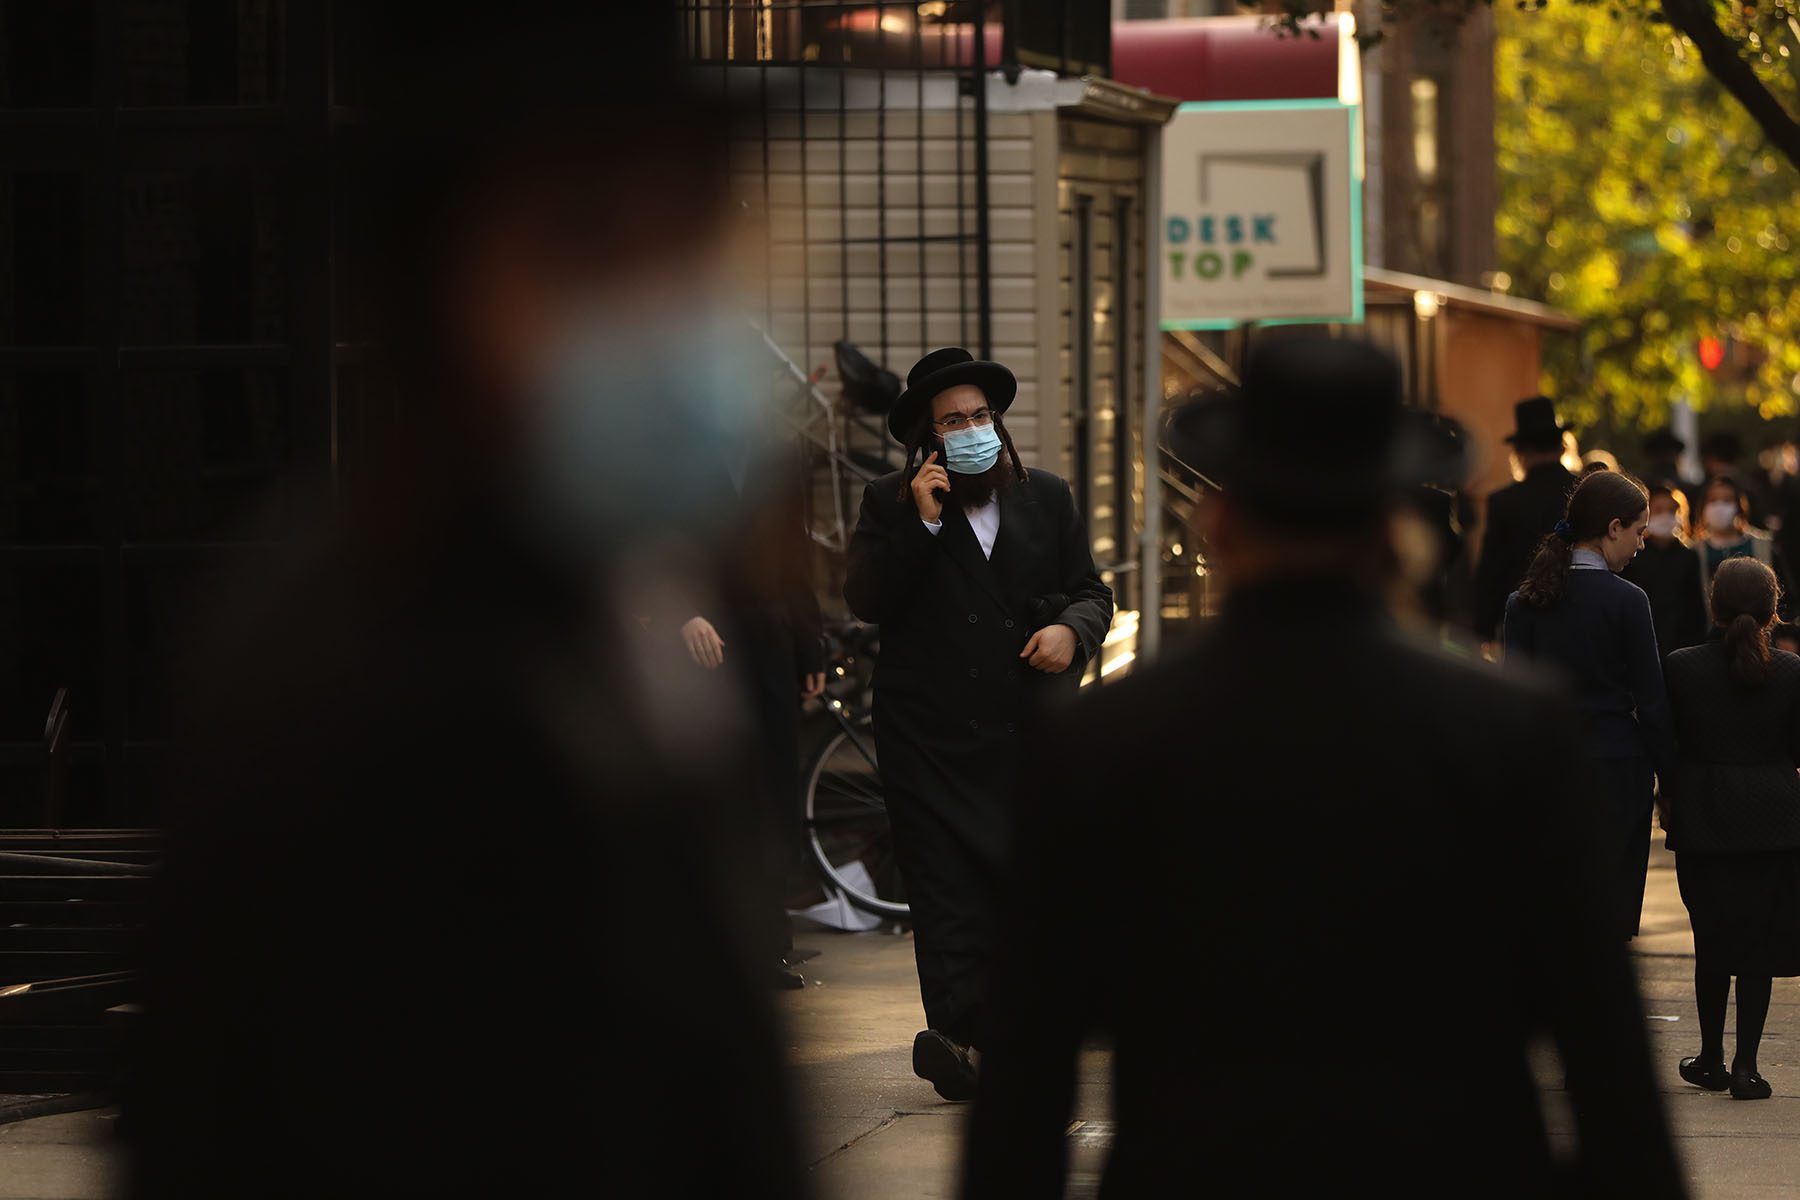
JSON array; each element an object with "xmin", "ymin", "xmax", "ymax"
[
  {"xmin": 1697, "ymin": 476, "xmax": 1795, "ymax": 618},
  {"xmin": 1622, "ymin": 483, "xmax": 1710, "ymax": 653}
]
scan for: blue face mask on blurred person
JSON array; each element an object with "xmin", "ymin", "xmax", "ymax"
[
  {"xmin": 525, "ymin": 301, "xmax": 766, "ymax": 553},
  {"xmin": 941, "ymin": 423, "xmax": 1003, "ymax": 475}
]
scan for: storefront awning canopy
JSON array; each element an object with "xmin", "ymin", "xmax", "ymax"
[{"xmin": 1111, "ymin": 15, "xmax": 1349, "ymax": 104}]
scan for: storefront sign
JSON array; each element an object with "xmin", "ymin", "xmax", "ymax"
[{"xmin": 1158, "ymin": 99, "xmax": 1362, "ymax": 329}]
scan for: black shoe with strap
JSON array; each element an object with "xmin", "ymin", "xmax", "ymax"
[
  {"xmin": 1731, "ymin": 1068, "xmax": 1773, "ymax": 1100},
  {"xmin": 1679, "ymin": 1056, "xmax": 1731, "ymax": 1091},
  {"xmin": 912, "ymin": 1029, "xmax": 979, "ymax": 1102}
]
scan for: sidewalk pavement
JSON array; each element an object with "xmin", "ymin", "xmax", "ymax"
[{"xmin": 1, "ymin": 831, "xmax": 1795, "ymax": 1199}]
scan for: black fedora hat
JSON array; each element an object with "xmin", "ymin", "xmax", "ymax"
[
  {"xmin": 1504, "ymin": 396, "xmax": 1568, "ymax": 447},
  {"xmin": 1164, "ymin": 338, "xmax": 1407, "ymax": 529},
  {"xmin": 888, "ymin": 347, "xmax": 1017, "ymax": 443},
  {"xmin": 1701, "ymin": 430, "xmax": 1744, "ymax": 463},
  {"xmin": 1641, "ymin": 427, "xmax": 1686, "ymax": 456}
]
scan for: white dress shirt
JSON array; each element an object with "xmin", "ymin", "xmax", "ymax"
[{"xmin": 923, "ymin": 500, "xmax": 999, "ymax": 559}]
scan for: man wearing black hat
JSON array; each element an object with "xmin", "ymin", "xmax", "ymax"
[
  {"xmin": 1472, "ymin": 396, "xmax": 1578, "ymax": 644},
  {"xmin": 844, "ymin": 347, "xmax": 1113, "ymax": 1101},
  {"xmin": 963, "ymin": 340, "xmax": 1682, "ymax": 1198},
  {"xmin": 1641, "ymin": 427, "xmax": 1700, "ymax": 509}
]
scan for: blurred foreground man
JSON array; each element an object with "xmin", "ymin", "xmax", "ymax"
[
  {"xmin": 964, "ymin": 341, "xmax": 1683, "ymax": 1198},
  {"xmin": 844, "ymin": 349, "xmax": 1112, "ymax": 1100},
  {"xmin": 677, "ymin": 436, "xmax": 827, "ymax": 988},
  {"xmin": 129, "ymin": 11, "xmax": 806, "ymax": 1199}
]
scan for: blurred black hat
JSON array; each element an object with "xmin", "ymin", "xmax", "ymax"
[
  {"xmin": 1503, "ymin": 396, "xmax": 1567, "ymax": 448},
  {"xmin": 1164, "ymin": 339, "xmax": 1410, "ymax": 530},
  {"xmin": 1642, "ymin": 428, "xmax": 1686, "ymax": 456},
  {"xmin": 1393, "ymin": 410, "xmax": 1474, "ymax": 495},
  {"xmin": 1702, "ymin": 430, "xmax": 1745, "ymax": 463},
  {"xmin": 889, "ymin": 348, "xmax": 1017, "ymax": 443}
]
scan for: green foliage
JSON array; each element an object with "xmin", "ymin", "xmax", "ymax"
[{"xmin": 1495, "ymin": 0, "xmax": 1800, "ymax": 429}]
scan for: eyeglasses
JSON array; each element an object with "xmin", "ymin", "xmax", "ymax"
[{"xmin": 932, "ymin": 408, "xmax": 994, "ymax": 432}]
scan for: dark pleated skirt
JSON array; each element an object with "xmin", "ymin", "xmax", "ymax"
[{"xmin": 1676, "ymin": 848, "xmax": 1800, "ymax": 977}]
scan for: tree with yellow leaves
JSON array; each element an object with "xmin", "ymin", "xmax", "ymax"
[{"xmin": 1495, "ymin": 0, "xmax": 1800, "ymax": 428}]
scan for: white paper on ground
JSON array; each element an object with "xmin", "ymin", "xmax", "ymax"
[{"xmin": 789, "ymin": 860, "xmax": 885, "ymax": 932}]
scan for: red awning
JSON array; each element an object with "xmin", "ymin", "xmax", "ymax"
[{"xmin": 1111, "ymin": 16, "xmax": 1342, "ymax": 103}]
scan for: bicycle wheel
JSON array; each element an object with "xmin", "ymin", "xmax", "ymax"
[{"xmin": 803, "ymin": 716, "xmax": 909, "ymax": 919}]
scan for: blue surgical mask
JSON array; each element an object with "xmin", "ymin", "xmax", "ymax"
[
  {"xmin": 525, "ymin": 300, "xmax": 766, "ymax": 552},
  {"xmin": 941, "ymin": 423, "xmax": 1003, "ymax": 474}
]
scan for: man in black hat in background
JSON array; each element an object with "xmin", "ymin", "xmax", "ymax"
[
  {"xmin": 1642, "ymin": 427, "xmax": 1700, "ymax": 510},
  {"xmin": 1472, "ymin": 395, "xmax": 1578, "ymax": 645},
  {"xmin": 963, "ymin": 340, "xmax": 1682, "ymax": 1198},
  {"xmin": 844, "ymin": 348, "xmax": 1112, "ymax": 1101}
]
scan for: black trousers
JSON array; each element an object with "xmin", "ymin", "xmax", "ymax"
[
  {"xmin": 874, "ymin": 693, "xmax": 1016, "ymax": 1050},
  {"xmin": 1595, "ymin": 755, "xmax": 1656, "ymax": 940},
  {"xmin": 731, "ymin": 631, "xmax": 806, "ymax": 964}
]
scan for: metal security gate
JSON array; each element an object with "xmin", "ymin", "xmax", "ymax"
[
  {"xmin": 681, "ymin": 2, "xmax": 1004, "ymax": 562},
  {"xmin": 0, "ymin": 2, "xmax": 335, "ymax": 826},
  {"xmin": 682, "ymin": 1, "xmax": 997, "ymax": 359}
]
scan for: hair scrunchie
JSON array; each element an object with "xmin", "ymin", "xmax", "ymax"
[{"xmin": 1553, "ymin": 520, "xmax": 1574, "ymax": 542}]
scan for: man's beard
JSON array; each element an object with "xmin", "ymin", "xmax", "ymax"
[{"xmin": 946, "ymin": 457, "xmax": 1014, "ymax": 510}]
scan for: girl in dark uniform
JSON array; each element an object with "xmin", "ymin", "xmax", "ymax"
[
  {"xmin": 1665, "ymin": 557, "xmax": 1800, "ymax": 1101},
  {"xmin": 1504, "ymin": 470, "xmax": 1671, "ymax": 939}
]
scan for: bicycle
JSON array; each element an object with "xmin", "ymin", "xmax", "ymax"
[{"xmin": 799, "ymin": 620, "xmax": 909, "ymax": 920}]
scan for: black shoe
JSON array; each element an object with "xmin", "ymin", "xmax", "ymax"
[
  {"xmin": 773, "ymin": 968, "xmax": 805, "ymax": 990},
  {"xmin": 1731, "ymin": 1069, "xmax": 1773, "ymax": 1100},
  {"xmin": 1680, "ymin": 1056, "xmax": 1731, "ymax": 1091},
  {"xmin": 912, "ymin": 1029, "xmax": 979, "ymax": 1102}
]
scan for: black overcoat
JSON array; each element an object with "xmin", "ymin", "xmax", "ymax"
[
  {"xmin": 843, "ymin": 466, "xmax": 1111, "ymax": 1045},
  {"xmin": 845, "ymin": 467, "xmax": 1113, "ymax": 717},
  {"xmin": 964, "ymin": 577, "xmax": 1683, "ymax": 1198},
  {"xmin": 1621, "ymin": 538, "xmax": 1710, "ymax": 655},
  {"xmin": 1473, "ymin": 461, "xmax": 1578, "ymax": 640}
]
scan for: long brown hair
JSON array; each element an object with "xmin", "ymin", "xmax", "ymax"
[
  {"xmin": 1712, "ymin": 556, "xmax": 1780, "ymax": 686},
  {"xmin": 1516, "ymin": 469, "xmax": 1648, "ymax": 609}
]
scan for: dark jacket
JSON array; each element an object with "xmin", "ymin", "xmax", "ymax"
[
  {"xmin": 1474, "ymin": 462, "xmax": 1578, "ymax": 640},
  {"xmin": 1665, "ymin": 642, "xmax": 1800, "ymax": 853},
  {"xmin": 1503, "ymin": 571, "xmax": 1674, "ymax": 773},
  {"xmin": 134, "ymin": 502, "xmax": 806, "ymax": 1199},
  {"xmin": 1621, "ymin": 539, "xmax": 1710, "ymax": 655},
  {"xmin": 844, "ymin": 466, "xmax": 1112, "ymax": 1049},
  {"xmin": 844, "ymin": 467, "xmax": 1113, "ymax": 714},
  {"xmin": 963, "ymin": 577, "xmax": 1683, "ymax": 1198}
]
